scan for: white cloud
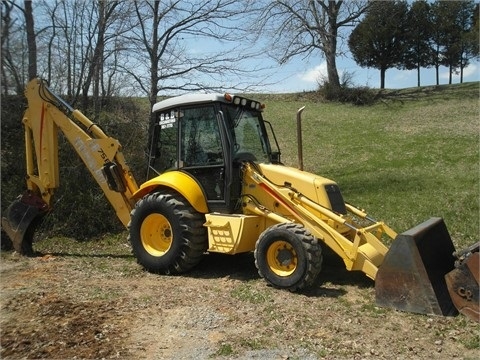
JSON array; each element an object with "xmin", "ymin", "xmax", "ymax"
[
  {"xmin": 440, "ymin": 63, "xmax": 479, "ymax": 81},
  {"xmin": 299, "ymin": 63, "xmax": 328, "ymax": 83},
  {"xmin": 393, "ymin": 69, "xmax": 415, "ymax": 82},
  {"xmin": 462, "ymin": 63, "xmax": 479, "ymax": 79}
]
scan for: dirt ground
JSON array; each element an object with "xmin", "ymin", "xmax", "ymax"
[{"xmin": 1, "ymin": 236, "xmax": 479, "ymax": 360}]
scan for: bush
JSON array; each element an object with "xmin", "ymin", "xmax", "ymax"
[{"xmin": 318, "ymin": 81, "xmax": 377, "ymax": 105}]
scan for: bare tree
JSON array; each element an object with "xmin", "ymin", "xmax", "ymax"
[
  {"xmin": 80, "ymin": 0, "xmax": 132, "ymax": 111},
  {"xmin": 1, "ymin": 0, "xmax": 24, "ymax": 94},
  {"xmin": 4, "ymin": 0, "xmax": 270, "ymax": 104},
  {"xmin": 124, "ymin": 0, "xmax": 262, "ymax": 118},
  {"xmin": 24, "ymin": 0, "xmax": 36, "ymax": 80},
  {"xmin": 39, "ymin": 0, "xmax": 134, "ymax": 109},
  {"xmin": 253, "ymin": 0, "xmax": 369, "ymax": 91}
]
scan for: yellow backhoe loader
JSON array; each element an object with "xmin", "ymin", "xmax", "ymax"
[{"xmin": 2, "ymin": 78, "xmax": 478, "ymax": 322}]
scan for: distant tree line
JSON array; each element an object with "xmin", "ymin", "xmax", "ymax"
[
  {"xmin": 1, "ymin": 0, "xmax": 259, "ymax": 120},
  {"xmin": 349, "ymin": 0, "xmax": 479, "ymax": 89},
  {"xmin": 1, "ymin": 0, "xmax": 479, "ymax": 105}
]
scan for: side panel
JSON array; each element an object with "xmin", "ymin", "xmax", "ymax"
[
  {"xmin": 204, "ymin": 213, "xmax": 264, "ymax": 254},
  {"xmin": 133, "ymin": 171, "xmax": 209, "ymax": 213}
]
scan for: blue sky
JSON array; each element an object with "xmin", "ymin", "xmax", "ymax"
[
  {"xmin": 190, "ymin": 34, "xmax": 479, "ymax": 94},
  {"xmin": 262, "ymin": 57, "xmax": 480, "ymax": 93}
]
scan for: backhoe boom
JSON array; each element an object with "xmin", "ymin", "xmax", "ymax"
[{"xmin": 2, "ymin": 78, "xmax": 138, "ymax": 254}]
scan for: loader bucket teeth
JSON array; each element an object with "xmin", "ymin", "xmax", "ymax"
[
  {"xmin": 1, "ymin": 193, "xmax": 48, "ymax": 256},
  {"xmin": 375, "ymin": 217, "xmax": 458, "ymax": 316},
  {"xmin": 445, "ymin": 249, "xmax": 479, "ymax": 323}
]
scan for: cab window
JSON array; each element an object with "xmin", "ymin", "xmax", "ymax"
[{"xmin": 179, "ymin": 106, "xmax": 223, "ymax": 167}]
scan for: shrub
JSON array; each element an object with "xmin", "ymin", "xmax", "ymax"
[{"xmin": 317, "ymin": 81, "xmax": 377, "ymax": 105}]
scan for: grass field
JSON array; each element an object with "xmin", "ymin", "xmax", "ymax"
[{"xmin": 255, "ymin": 82, "xmax": 479, "ymax": 248}]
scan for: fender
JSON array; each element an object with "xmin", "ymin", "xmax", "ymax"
[{"xmin": 132, "ymin": 171, "xmax": 209, "ymax": 213}]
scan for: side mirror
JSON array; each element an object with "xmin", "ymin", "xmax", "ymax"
[{"xmin": 271, "ymin": 151, "xmax": 281, "ymax": 164}]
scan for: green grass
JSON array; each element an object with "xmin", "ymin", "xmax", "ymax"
[
  {"xmin": 258, "ymin": 82, "xmax": 479, "ymax": 248},
  {"xmin": 211, "ymin": 343, "xmax": 234, "ymax": 357},
  {"xmin": 231, "ymin": 282, "xmax": 271, "ymax": 304}
]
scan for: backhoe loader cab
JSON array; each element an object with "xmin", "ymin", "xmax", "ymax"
[
  {"xmin": 3, "ymin": 79, "xmax": 478, "ymax": 323},
  {"xmin": 145, "ymin": 93, "xmax": 280, "ymax": 214}
]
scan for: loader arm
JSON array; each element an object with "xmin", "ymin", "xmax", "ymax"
[
  {"xmin": 241, "ymin": 162, "xmax": 396, "ymax": 280},
  {"xmin": 2, "ymin": 78, "xmax": 139, "ymax": 253}
]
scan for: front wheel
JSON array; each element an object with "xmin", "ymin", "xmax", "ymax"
[
  {"xmin": 128, "ymin": 190, "xmax": 207, "ymax": 274},
  {"xmin": 254, "ymin": 223, "xmax": 323, "ymax": 291}
]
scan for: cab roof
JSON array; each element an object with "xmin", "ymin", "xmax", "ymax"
[{"xmin": 152, "ymin": 93, "xmax": 228, "ymax": 113}]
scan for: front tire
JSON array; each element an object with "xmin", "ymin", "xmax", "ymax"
[
  {"xmin": 128, "ymin": 190, "xmax": 207, "ymax": 274},
  {"xmin": 254, "ymin": 223, "xmax": 323, "ymax": 291}
]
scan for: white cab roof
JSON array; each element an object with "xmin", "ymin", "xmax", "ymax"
[{"xmin": 152, "ymin": 93, "xmax": 228, "ymax": 113}]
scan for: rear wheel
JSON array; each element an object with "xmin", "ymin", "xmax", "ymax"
[
  {"xmin": 128, "ymin": 190, "xmax": 207, "ymax": 274},
  {"xmin": 254, "ymin": 223, "xmax": 323, "ymax": 291}
]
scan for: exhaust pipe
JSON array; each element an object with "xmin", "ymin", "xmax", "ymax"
[{"xmin": 296, "ymin": 106, "xmax": 305, "ymax": 171}]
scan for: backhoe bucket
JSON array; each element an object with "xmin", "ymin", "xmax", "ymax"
[
  {"xmin": 375, "ymin": 217, "xmax": 458, "ymax": 316},
  {"xmin": 1, "ymin": 192, "xmax": 48, "ymax": 256},
  {"xmin": 444, "ymin": 244, "xmax": 479, "ymax": 323}
]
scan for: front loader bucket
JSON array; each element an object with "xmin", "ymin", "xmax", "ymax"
[
  {"xmin": 375, "ymin": 217, "xmax": 458, "ymax": 316},
  {"xmin": 1, "ymin": 192, "xmax": 48, "ymax": 256}
]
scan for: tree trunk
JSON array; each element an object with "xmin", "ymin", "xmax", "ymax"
[
  {"xmin": 325, "ymin": 47, "xmax": 340, "ymax": 89},
  {"xmin": 324, "ymin": 2, "xmax": 341, "ymax": 90},
  {"xmin": 24, "ymin": 0, "xmax": 37, "ymax": 80},
  {"xmin": 460, "ymin": 58, "xmax": 464, "ymax": 83},
  {"xmin": 417, "ymin": 63, "xmax": 421, "ymax": 87},
  {"xmin": 149, "ymin": 0, "xmax": 161, "ymax": 123},
  {"xmin": 82, "ymin": 2, "xmax": 108, "ymax": 112},
  {"xmin": 93, "ymin": 0, "xmax": 106, "ymax": 117},
  {"xmin": 380, "ymin": 67, "xmax": 386, "ymax": 89}
]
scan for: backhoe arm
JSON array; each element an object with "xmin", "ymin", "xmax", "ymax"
[{"xmin": 2, "ymin": 78, "xmax": 139, "ymax": 254}]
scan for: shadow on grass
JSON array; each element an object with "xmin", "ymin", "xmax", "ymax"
[
  {"xmin": 190, "ymin": 250, "xmax": 373, "ymax": 300},
  {"xmin": 377, "ymin": 82, "xmax": 479, "ymax": 103},
  {"xmin": 28, "ymin": 250, "xmax": 134, "ymax": 260}
]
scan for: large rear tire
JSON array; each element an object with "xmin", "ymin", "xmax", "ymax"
[
  {"xmin": 254, "ymin": 223, "xmax": 323, "ymax": 291},
  {"xmin": 128, "ymin": 190, "xmax": 207, "ymax": 274}
]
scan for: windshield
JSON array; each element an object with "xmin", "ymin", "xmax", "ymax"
[{"xmin": 231, "ymin": 109, "xmax": 271, "ymax": 163}]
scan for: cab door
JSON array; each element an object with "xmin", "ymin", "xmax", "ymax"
[
  {"xmin": 179, "ymin": 104, "xmax": 240, "ymax": 213},
  {"xmin": 148, "ymin": 103, "xmax": 236, "ymax": 213}
]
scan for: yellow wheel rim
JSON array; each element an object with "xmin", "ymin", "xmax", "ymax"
[
  {"xmin": 140, "ymin": 213, "xmax": 173, "ymax": 256},
  {"xmin": 266, "ymin": 240, "xmax": 297, "ymax": 276}
]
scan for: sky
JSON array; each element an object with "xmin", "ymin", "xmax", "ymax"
[
  {"xmin": 189, "ymin": 33, "xmax": 479, "ymax": 94},
  {"xmin": 261, "ymin": 57, "xmax": 480, "ymax": 93}
]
